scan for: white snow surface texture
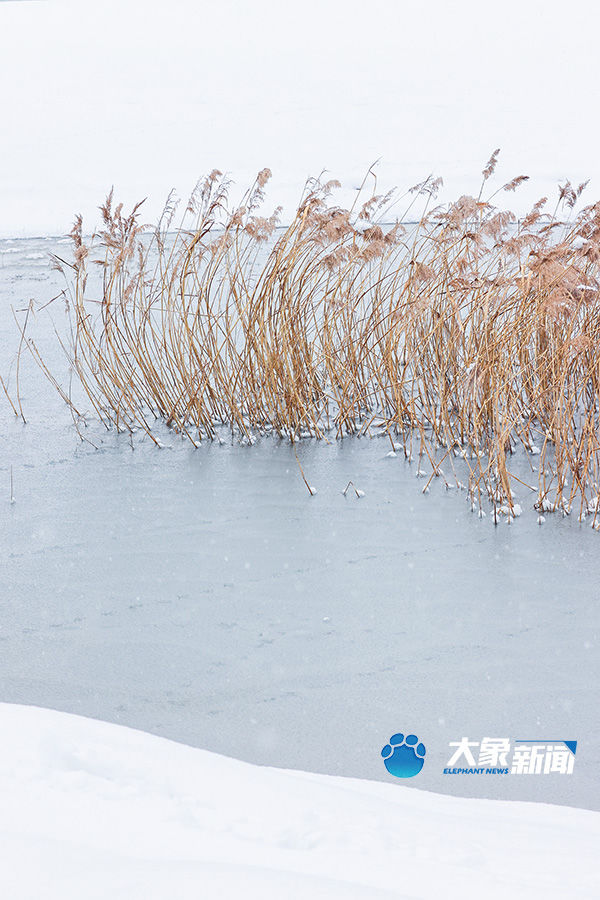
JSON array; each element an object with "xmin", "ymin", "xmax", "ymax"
[{"xmin": 0, "ymin": 704, "xmax": 597, "ymax": 899}]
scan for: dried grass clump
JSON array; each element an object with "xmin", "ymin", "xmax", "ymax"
[{"xmin": 26, "ymin": 157, "xmax": 600, "ymax": 521}]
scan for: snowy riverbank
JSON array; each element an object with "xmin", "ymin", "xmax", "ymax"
[{"xmin": 0, "ymin": 704, "xmax": 598, "ymax": 899}]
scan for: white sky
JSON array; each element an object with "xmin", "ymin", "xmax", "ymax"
[{"xmin": 1, "ymin": 0, "xmax": 599, "ymax": 236}]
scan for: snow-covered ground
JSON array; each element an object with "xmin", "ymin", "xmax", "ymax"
[{"xmin": 1, "ymin": 704, "xmax": 598, "ymax": 899}]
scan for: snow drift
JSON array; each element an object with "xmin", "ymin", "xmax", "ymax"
[{"xmin": 0, "ymin": 704, "xmax": 597, "ymax": 899}]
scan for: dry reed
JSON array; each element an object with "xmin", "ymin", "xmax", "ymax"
[{"xmin": 21, "ymin": 156, "xmax": 600, "ymax": 522}]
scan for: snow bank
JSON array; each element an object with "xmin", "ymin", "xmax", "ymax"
[{"xmin": 0, "ymin": 705, "xmax": 597, "ymax": 899}]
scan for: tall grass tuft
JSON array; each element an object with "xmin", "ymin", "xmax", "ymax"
[{"xmin": 27, "ymin": 157, "xmax": 600, "ymax": 521}]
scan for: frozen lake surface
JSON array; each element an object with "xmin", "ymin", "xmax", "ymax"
[{"xmin": 1, "ymin": 237, "xmax": 599, "ymax": 810}]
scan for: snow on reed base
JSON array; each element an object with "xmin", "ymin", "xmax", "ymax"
[{"xmin": 20, "ymin": 154, "xmax": 600, "ymax": 522}]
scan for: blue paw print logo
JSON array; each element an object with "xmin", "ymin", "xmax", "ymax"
[{"xmin": 381, "ymin": 733, "xmax": 426, "ymax": 777}]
